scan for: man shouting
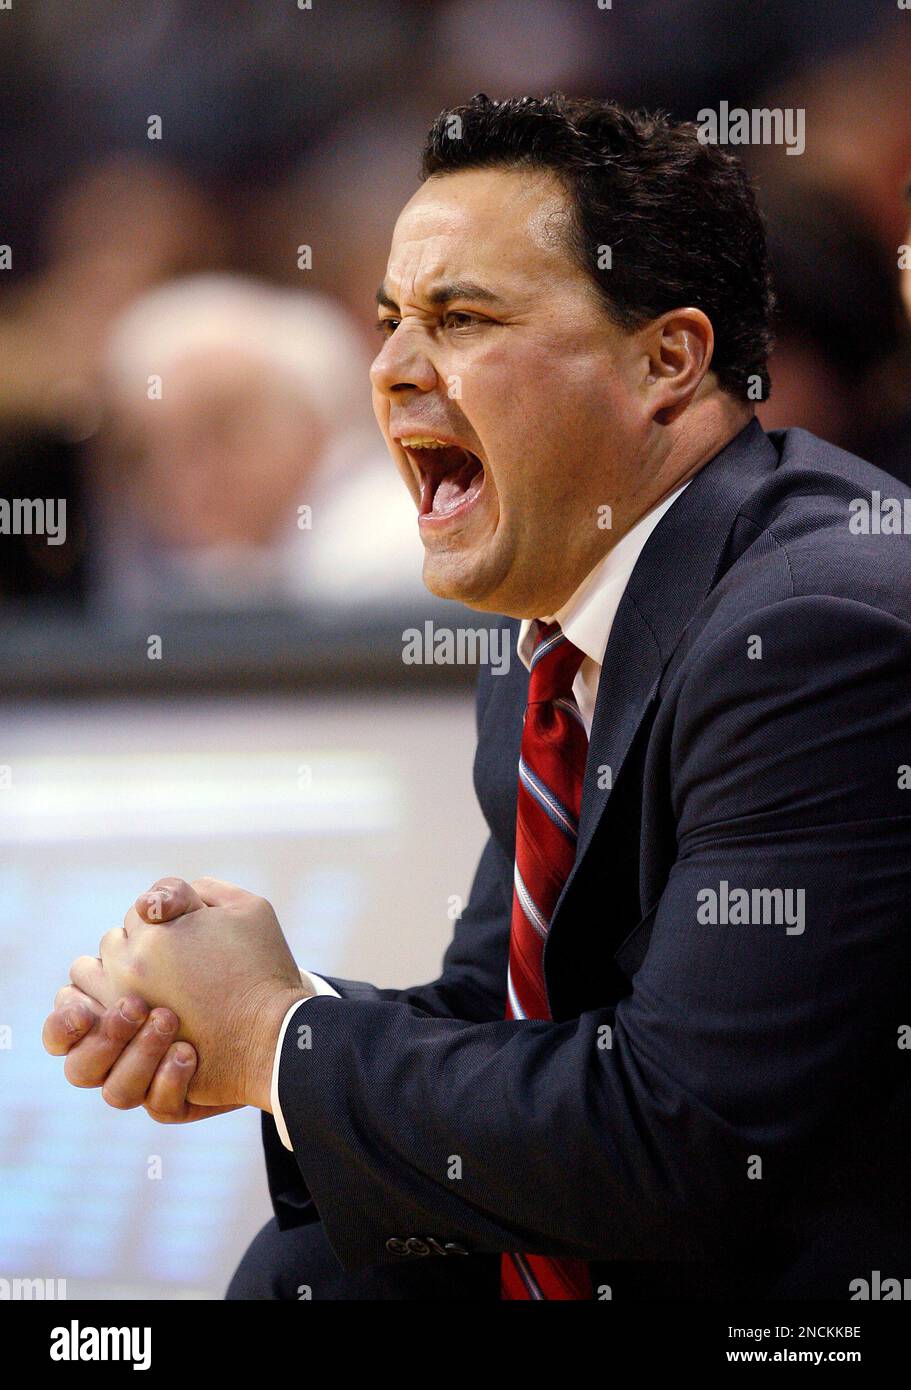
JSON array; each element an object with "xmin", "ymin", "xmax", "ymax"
[{"xmin": 45, "ymin": 94, "xmax": 911, "ymax": 1301}]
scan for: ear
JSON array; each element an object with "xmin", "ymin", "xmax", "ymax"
[{"xmin": 641, "ymin": 308, "xmax": 714, "ymax": 424}]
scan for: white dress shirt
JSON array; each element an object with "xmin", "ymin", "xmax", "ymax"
[{"xmin": 270, "ymin": 480, "xmax": 691, "ymax": 1150}]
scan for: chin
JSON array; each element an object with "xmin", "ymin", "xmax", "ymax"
[{"xmin": 421, "ymin": 557, "xmax": 500, "ymax": 610}]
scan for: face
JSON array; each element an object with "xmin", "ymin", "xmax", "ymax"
[
  {"xmin": 370, "ymin": 167, "xmax": 649, "ymax": 617},
  {"xmin": 120, "ymin": 347, "xmax": 323, "ymax": 548}
]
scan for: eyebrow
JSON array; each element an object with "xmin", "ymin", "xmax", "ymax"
[{"xmin": 375, "ymin": 280, "xmax": 505, "ymax": 310}]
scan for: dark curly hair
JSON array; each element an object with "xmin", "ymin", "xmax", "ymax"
[{"xmin": 421, "ymin": 93, "xmax": 774, "ymax": 402}]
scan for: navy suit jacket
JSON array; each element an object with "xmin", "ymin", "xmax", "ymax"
[{"xmin": 262, "ymin": 418, "xmax": 911, "ymax": 1298}]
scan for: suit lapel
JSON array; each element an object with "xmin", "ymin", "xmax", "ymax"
[{"xmin": 548, "ymin": 417, "xmax": 780, "ymax": 934}]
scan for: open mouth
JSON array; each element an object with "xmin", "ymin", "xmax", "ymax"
[{"xmin": 399, "ymin": 437, "xmax": 485, "ymax": 521}]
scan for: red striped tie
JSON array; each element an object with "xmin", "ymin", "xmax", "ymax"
[{"xmin": 501, "ymin": 620, "xmax": 592, "ymax": 1301}]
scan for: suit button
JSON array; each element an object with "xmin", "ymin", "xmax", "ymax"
[
  {"xmin": 405, "ymin": 1237, "xmax": 431, "ymax": 1256},
  {"xmin": 385, "ymin": 1238, "xmax": 409, "ymax": 1255}
]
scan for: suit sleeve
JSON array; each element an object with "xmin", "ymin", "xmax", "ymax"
[{"xmin": 274, "ymin": 595, "xmax": 911, "ymax": 1269}]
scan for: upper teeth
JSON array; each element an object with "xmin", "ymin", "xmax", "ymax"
[{"xmin": 399, "ymin": 437, "xmax": 453, "ymax": 449}]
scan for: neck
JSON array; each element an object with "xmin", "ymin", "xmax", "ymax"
[
  {"xmin": 649, "ymin": 393, "xmax": 754, "ymax": 509},
  {"xmin": 603, "ymin": 395, "xmax": 754, "ymax": 558}
]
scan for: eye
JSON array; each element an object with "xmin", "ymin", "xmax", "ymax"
[
  {"xmin": 375, "ymin": 317, "xmax": 400, "ymax": 337},
  {"xmin": 443, "ymin": 311, "xmax": 484, "ymax": 330}
]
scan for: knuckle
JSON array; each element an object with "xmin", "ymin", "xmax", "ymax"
[
  {"xmin": 99, "ymin": 927, "xmax": 120, "ymax": 957},
  {"xmin": 98, "ymin": 1007, "xmax": 134, "ymax": 1044},
  {"xmin": 68, "ymin": 954, "xmax": 94, "ymax": 983},
  {"xmin": 118, "ymin": 964, "xmax": 144, "ymax": 995}
]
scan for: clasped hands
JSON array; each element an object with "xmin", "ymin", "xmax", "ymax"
[{"xmin": 42, "ymin": 876, "xmax": 314, "ymax": 1121}]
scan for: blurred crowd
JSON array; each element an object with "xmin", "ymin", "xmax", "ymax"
[{"xmin": 2, "ymin": 0, "xmax": 911, "ymax": 612}]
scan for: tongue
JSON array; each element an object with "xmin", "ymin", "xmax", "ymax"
[{"xmin": 432, "ymin": 457, "xmax": 483, "ymax": 515}]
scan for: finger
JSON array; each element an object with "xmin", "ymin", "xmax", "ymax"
[
  {"xmin": 63, "ymin": 1000, "xmax": 172, "ymax": 1090},
  {"xmin": 191, "ymin": 876, "xmax": 252, "ymax": 909},
  {"xmin": 43, "ymin": 1001, "xmax": 99, "ymax": 1057},
  {"xmin": 97, "ymin": 1009, "xmax": 182, "ymax": 1108},
  {"xmin": 135, "ymin": 877, "xmax": 207, "ymax": 925},
  {"xmin": 53, "ymin": 983, "xmax": 106, "ymax": 1018},
  {"xmin": 146, "ymin": 1099, "xmax": 241, "ymax": 1124},
  {"xmin": 143, "ymin": 1040, "xmax": 198, "ymax": 1118},
  {"xmin": 70, "ymin": 953, "xmax": 118, "ymax": 1008},
  {"xmin": 99, "ymin": 925, "xmax": 126, "ymax": 965}
]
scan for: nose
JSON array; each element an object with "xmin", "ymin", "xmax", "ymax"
[{"xmin": 370, "ymin": 325, "xmax": 439, "ymax": 398}]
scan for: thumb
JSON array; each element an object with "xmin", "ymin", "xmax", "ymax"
[
  {"xmin": 190, "ymin": 876, "xmax": 253, "ymax": 909},
  {"xmin": 136, "ymin": 877, "xmax": 207, "ymax": 924}
]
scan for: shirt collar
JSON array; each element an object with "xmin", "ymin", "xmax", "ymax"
[{"xmin": 517, "ymin": 480, "xmax": 691, "ymax": 671}]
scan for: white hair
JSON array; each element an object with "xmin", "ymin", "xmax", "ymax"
[{"xmin": 103, "ymin": 273, "xmax": 372, "ymax": 434}]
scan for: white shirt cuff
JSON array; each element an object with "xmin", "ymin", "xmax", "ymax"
[{"xmin": 270, "ymin": 971, "xmax": 342, "ymax": 1151}]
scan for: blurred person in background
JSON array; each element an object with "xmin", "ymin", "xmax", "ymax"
[
  {"xmin": 89, "ymin": 274, "xmax": 426, "ymax": 611},
  {"xmin": 768, "ymin": 28, "xmax": 911, "ymax": 255},
  {"xmin": 0, "ymin": 157, "xmax": 230, "ymax": 435},
  {"xmin": 0, "ymin": 156, "xmax": 227, "ymax": 606},
  {"xmin": 757, "ymin": 177, "xmax": 907, "ymax": 455},
  {"xmin": 863, "ymin": 179, "xmax": 911, "ymax": 488}
]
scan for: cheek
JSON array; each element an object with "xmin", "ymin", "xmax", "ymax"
[
  {"xmin": 460, "ymin": 339, "xmax": 592, "ymax": 458},
  {"xmin": 454, "ymin": 340, "xmax": 514, "ymax": 416},
  {"xmin": 386, "ymin": 453, "xmax": 417, "ymax": 508}
]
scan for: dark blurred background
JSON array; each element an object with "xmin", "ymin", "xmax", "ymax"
[{"xmin": 3, "ymin": 0, "xmax": 911, "ymax": 1299}]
